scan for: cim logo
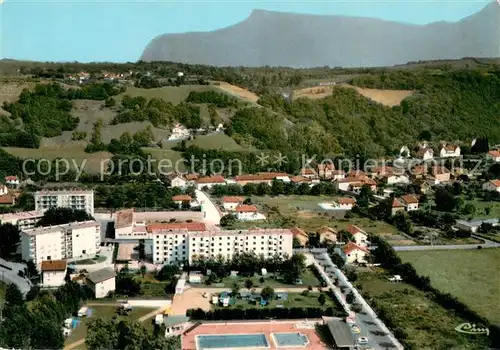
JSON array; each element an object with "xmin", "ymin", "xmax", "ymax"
[{"xmin": 455, "ymin": 323, "xmax": 490, "ymax": 336}]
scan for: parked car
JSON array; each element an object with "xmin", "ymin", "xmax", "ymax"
[{"xmin": 357, "ymin": 337, "xmax": 368, "ymax": 345}]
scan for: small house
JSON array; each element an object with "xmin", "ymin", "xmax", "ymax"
[
  {"xmin": 172, "ymin": 195, "xmax": 192, "ymax": 208},
  {"xmin": 487, "ymin": 150, "xmax": 500, "ymax": 162},
  {"xmin": 417, "ymin": 147, "xmax": 434, "ymax": 161},
  {"xmin": 483, "ymin": 179, "xmax": 500, "ymax": 193},
  {"xmin": 334, "ymin": 198, "xmax": 356, "ymax": 210},
  {"xmin": 339, "ymin": 242, "xmax": 370, "ymax": 264},
  {"xmin": 164, "ymin": 316, "xmax": 190, "ymax": 337},
  {"xmin": 86, "ymin": 268, "xmax": 116, "ymax": 299},
  {"xmin": 195, "ymin": 176, "xmax": 226, "ymax": 190},
  {"xmin": 235, "ymin": 205, "xmax": 260, "ymax": 221},
  {"xmin": 391, "ymin": 198, "xmax": 406, "ymax": 216},
  {"xmin": 400, "ymin": 194, "xmax": 419, "ymax": 211},
  {"xmin": 169, "ymin": 174, "xmax": 188, "ymax": 189},
  {"xmin": 439, "ymin": 144, "xmax": 461, "ymax": 158},
  {"xmin": 5, "ymin": 176, "xmax": 19, "ymax": 186},
  {"xmin": 432, "ymin": 167, "xmax": 451, "ymax": 183},
  {"xmin": 222, "ymin": 196, "xmax": 244, "ymax": 211},
  {"xmin": 345, "ymin": 225, "xmax": 368, "ymax": 247},
  {"xmin": 189, "ymin": 271, "xmax": 202, "ymax": 283},
  {"xmin": 290, "ymin": 227, "xmax": 308, "ymax": 246},
  {"xmin": 41, "ymin": 260, "xmax": 67, "ymax": 288}
]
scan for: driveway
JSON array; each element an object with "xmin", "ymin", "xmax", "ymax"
[
  {"xmin": 312, "ymin": 253, "xmax": 403, "ymax": 350},
  {"xmin": 0, "ymin": 258, "xmax": 31, "ymax": 294},
  {"xmin": 196, "ymin": 190, "xmax": 221, "ymax": 228}
]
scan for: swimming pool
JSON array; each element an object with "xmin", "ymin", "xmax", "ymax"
[
  {"xmin": 272, "ymin": 332, "xmax": 310, "ymax": 347},
  {"xmin": 196, "ymin": 333, "xmax": 270, "ymax": 349}
]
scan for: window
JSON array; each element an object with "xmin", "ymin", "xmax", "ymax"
[{"xmin": 82, "ymin": 250, "xmax": 86, "ymax": 254}]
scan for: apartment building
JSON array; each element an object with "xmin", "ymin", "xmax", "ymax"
[
  {"xmin": 0, "ymin": 211, "xmax": 44, "ymax": 230},
  {"xmin": 21, "ymin": 221, "xmax": 101, "ymax": 266},
  {"xmin": 34, "ymin": 190, "xmax": 94, "ymax": 216},
  {"xmin": 152, "ymin": 228, "xmax": 293, "ymax": 264}
]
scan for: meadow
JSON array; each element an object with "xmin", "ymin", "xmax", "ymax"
[{"xmin": 399, "ymin": 248, "xmax": 500, "ymax": 324}]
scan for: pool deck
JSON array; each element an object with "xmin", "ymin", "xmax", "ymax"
[{"xmin": 182, "ymin": 320, "xmax": 326, "ymax": 350}]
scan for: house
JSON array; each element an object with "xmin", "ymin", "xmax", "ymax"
[
  {"xmin": 400, "ymin": 194, "xmax": 419, "ymax": 211},
  {"xmin": 340, "ymin": 242, "xmax": 370, "ymax": 264},
  {"xmin": 5, "ymin": 176, "xmax": 19, "ymax": 186},
  {"xmin": 290, "ymin": 175, "xmax": 312, "ymax": 184},
  {"xmin": 384, "ymin": 174, "xmax": 410, "ymax": 185},
  {"xmin": 41, "ymin": 260, "xmax": 67, "ymax": 288},
  {"xmin": 345, "ymin": 225, "xmax": 368, "ymax": 247},
  {"xmin": 439, "ymin": 144, "xmax": 461, "ymax": 158},
  {"xmin": 432, "ymin": 167, "xmax": 451, "ymax": 183},
  {"xmin": 417, "ymin": 147, "xmax": 434, "ymax": 161},
  {"xmin": 163, "ymin": 316, "xmax": 190, "ymax": 337},
  {"xmin": 391, "ymin": 198, "xmax": 406, "ymax": 216},
  {"xmin": 300, "ymin": 168, "xmax": 318, "ymax": 179},
  {"xmin": 370, "ymin": 166, "xmax": 394, "ymax": 178},
  {"xmin": 169, "ymin": 174, "xmax": 188, "ymax": 188},
  {"xmin": 86, "ymin": 268, "xmax": 116, "ymax": 299},
  {"xmin": 235, "ymin": 172, "xmax": 289, "ymax": 186},
  {"xmin": 483, "ymin": 179, "xmax": 500, "ymax": 193},
  {"xmin": 222, "ymin": 196, "xmax": 244, "ymax": 211},
  {"xmin": 172, "ymin": 195, "xmax": 192, "ymax": 208},
  {"xmin": 195, "ymin": 175, "xmax": 225, "ymax": 190},
  {"xmin": 0, "ymin": 185, "xmax": 8, "ymax": 196},
  {"xmin": 411, "ymin": 165, "xmax": 427, "ymax": 179},
  {"xmin": 168, "ymin": 123, "xmax": 191, "ymax": 141},
  {"xmin": 316, "ymin": 226, "xmax": 337, "ymax": 243},
  {"xmin": 290, "ymin": 227, "xmax": 308, "ymax": 246},
  {"xmin": 0, "ymin": 192, "xmax": 15, "ymax": 206},
  {"xmin": 334, "ymin": 176, "xmax": 376, "ymax": 193},
  {"xmin": 334, "ymin": 198, "xmax": 356, "ymax": 210},
  {"xmin": 317, "ymin": 163, "xmax": 335, "ymax": 179},
  {"xmin": 399, "ymin": 145, "xmax": 411, "ymax": 158},
  {"xmin": 235, "ymin": 205, "xmax": 260, "ymax": 221},
  {"xmin": 487, "ymin": 150, "xmax": 500, "ymax": 162},
  {"xmin": 414, "ymin": 179, "xmax": 434, "ymax": 194},
  {"xmin": 189, "ymin": 271, "xmax": 202, "ymax": 283}
]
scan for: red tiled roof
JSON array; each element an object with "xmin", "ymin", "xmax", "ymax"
[
  {"xmin": 290, "ymin": 227, "xmax": 308, "ymax": 238},
  {"xmin": 185, "ymin": 174, "xmax": 199, "ymax": 181},
  {"xmin": 300, "ymin": 168, "xmax": 317, "ymax": 176},
  {"xmin": 338, "ymin": 197, "xmax": 356, "ymax": 205},
  {"xmin": 392, "ymin": 198, "xmax": 405, "ymax": 208},
  {"xmin": 444, "ymin": 144, "xmax": 459, "ymax": 151},
  {"xmin": 196, "ymin": 176, "xmax": 225, "ymax": 184},
  {"xmin": 401, "ymin": 194, "xmax": 419, "ymax": 204},
  {"xmin": 235, "ymin": 175, "xmax": 264, "ymax": 182},
  {"xmin": 222, "ymin": 196, "xmax": 244, "ymax": 203},
  {"xmin": 5, "ymin": 176, "xmax": 18, "ymax": 181},
  {"xmin": 0, "ymin": 194, "xmax": 14, "ymax": 205},
  {"xmin": 257, "ymin": 172, "xmax": 288, "ymax": 180},
  {"xmin": 235, "ymin": 205, "xmax": 258, "ymax": 213},
  {"xmin": 488, "ymin": 150, "xmax": 500, "ymax": 158},
  {"xmin": 147, "ymin": 222, "xmax": 207, "ymax": 232},
  {"xmin": 290, "ymin": 175, "xmax": 311, "ymax": 183},
  {"xmin": 346, "ymin": 224, "xmax": 365, "ymax": 236},
  {"xmin": 41, "ymin": 260, "xmax": 67, "ymax": 272},
  {"xmin": 172, "ymin": 195, "xmax": 192, "ymax": 201},
  {"xmin": 417, "ymin": 148, "xmax": 433, "ymax": 157},
  {"xmin": 343, "ymin": 242, "xmax": 369, "ymax": 254}
]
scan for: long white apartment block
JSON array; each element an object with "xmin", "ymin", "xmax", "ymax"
[
  {"xmin": 34, "ymin": 189, "xmax": 94, "ymax": 216},
  {"xmin": 21, "ymin": 221, "xmax": 101, "ymax": 266},
  {"xmin": 152, "ymin": 228, "xmax": 294, "ymax": 264},
  {"xmin": 0, "ymin": 211, "xmax": 44, "ymax": 230}
]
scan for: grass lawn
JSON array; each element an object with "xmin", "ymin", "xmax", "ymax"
[
  {"xmin": 117, "ymin": 85, "xmax": 217, "ymax": 105},
  {"xmin": 399, "ymin": 248, "xmax": 500, "ymax": 324},
  {"xmin": 214, "ymin": 292, "xmax": 337, "ymax": 310},
  {"xmin": 356, "ymin": 271, "xmax": 489, "ymax": 349},
  {"xmin": 464, "ymin": 199, "xmax": 500, "ymax": 219},
  {"xmin": 64, "ymin": 305, "xmax": 156, "ymax": 346},
  {"xmin": 193, "ymin": 268, "xmax": 322, "ymax": 289},
  {"xmin": 143, "ymin": 148, "xmax": 185, "ymax": 173},
  {"xmin": 189, "ymin": 133, "xmax": 255, "ymax": 152}
]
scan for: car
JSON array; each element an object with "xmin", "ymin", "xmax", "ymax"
[
  {"xmin": 350, "ymin": 325, "xmax": 361, "ymax": 334},
  {"xmin": 357, "ymin": 337, "xmax": 368, "ymax": 345}
]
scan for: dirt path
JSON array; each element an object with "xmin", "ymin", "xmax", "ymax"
[{"xmin": 63, "ymin": 306, "xmax": 164, "ymax": 350}]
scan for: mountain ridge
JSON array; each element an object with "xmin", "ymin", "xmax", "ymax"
[{"xmin": 141, "ymin": 2, "xmax": 500, "ymax": 67}]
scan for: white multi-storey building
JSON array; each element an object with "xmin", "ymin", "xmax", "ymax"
[
  {"xmin": 152, "ymin": 228, "xmax": 294, "ymax": 265},
  {"xmin": 21, "ymin": 221, "xmax": 101, "ymax": 266},
  {"xmin": 0, "ymin": 211, "xmax": 44, "ymax": 230},
  {"xmin": 34, "ymin": 190, "xmax": 94, "ymax": 216}
]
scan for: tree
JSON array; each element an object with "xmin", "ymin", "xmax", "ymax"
[
  {"xmin": 156, "ymin": 264, "xmax": 180, "ymax": 281},
  {"xmin": 318, "ymin": 293, "xmax": 326, "ymax": 306},
  {"xmin": 138, "ymin": 240, "xmax": 146, "ymax": 261},
  {"xmin": 139, "ymin": 265, "xmax": 147, "ymax": 277},
  {"xmin": 461, "ymin": 203, "xmax": 476, "ymax": 216},
  {"xmin": 231, "ymin": 283, "xmax": 240, "ymax": 297},
  {"xmin": 0, "ymin": 223, "xmax": 20, "ymax": 258},
  {"xmin": 329, "ymin": 252, "xmax": 345, "ymax": 268},
  {"xmin": 434, "ymin": 187, "xmax": 459, "ymax": 212},
  {"xmin": 245, "ymin": 279, "xmax": 254, "ymax": 291},
  {"xmin": 5, "ymin": 283, "xmax": 24, "ymax": 307},
  {"xmin": 25, "ymin": 259, "xmax": 40, "ymax": 283},
  {"xmin": 261, "ymin": 286, "xmax": 275, "ymax": 301},
  {"xmin": 346, "ymin": 291, "xmax": 355, "ymax": 304},
  {"xmin": 36, "ymin": 207, "xmax": 93, "ymax": 227}
]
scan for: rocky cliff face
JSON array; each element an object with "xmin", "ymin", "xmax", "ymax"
[{"xmin": 141, "ymin": 2, "xmax": 500, "ymax": 67}]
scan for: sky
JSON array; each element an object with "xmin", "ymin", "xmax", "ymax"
[{"xmin": 0, "ymin": 0, "xmax": 493, "ymax": 62}]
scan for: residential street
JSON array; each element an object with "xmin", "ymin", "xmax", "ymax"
[
  {"xmin": 312, "ymin": 252, "xmax": 403, "ymax": 350},
  {"xmin": 195, "ymin": 190, "xmax": 221, "ymax": 228}
]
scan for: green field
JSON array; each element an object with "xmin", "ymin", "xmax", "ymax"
[
  {"xmin": 64, "ymin": 305, "xmax": 156, "ymax": 346},
  {"xmin": 143, "ymin": 148, "xmax": 185, "ymax": 173},
  {"xmin": 190, "ymin": 133, "xmax": 254, "ymax": 151},
  {"xmin": 214, "ymin": 292, "xmax": 338, "ymax": 310},
  {"xmin": 356, "ymin": 271, "xmax": 489, "ymax": 349},
  {"xmin": 117, "ymin": 85, "xmax": 217, "ymax": 105},
  {"xmin": 399, "ymin": 248, "xmax": 500, "ymax": 324},
  {"xmin": 464, "ymin": 199, "xmax": 500, "ymax": 219}
]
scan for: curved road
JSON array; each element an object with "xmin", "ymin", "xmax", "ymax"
[
  {"xmin": 195, "ymin": 190, "xmax": 221, "ymax": 228},
  {"xmin": 0, "ymin": 258, "xmax": 31, "ymax": 294}
]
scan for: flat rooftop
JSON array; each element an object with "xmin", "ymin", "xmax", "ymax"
[
  {"xmin": 115, "ymin": 208, "xmax": 134, "ymax": 228},
  {"xmin": 152, "ymin": 228, "xmax": 293, "ymax": 237},
  {"xmin": 0, "ymin": 211, "xmax": 44, "ymax": 221},
  {"xmin": 35, "ymin": 189, "xmax": 94, "ymax": 196},
  {"xmin": 22, "ymin": 220, "xmax": 99, "ymax": 236}
]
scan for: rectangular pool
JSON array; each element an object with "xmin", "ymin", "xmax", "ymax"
[
  {"xmin": 196, "ymin": 333, "xmax": 270, "ymax": 349},
  {"xmin": 272, "ymin": 333, "xmax": 309, "ymax": 347}
]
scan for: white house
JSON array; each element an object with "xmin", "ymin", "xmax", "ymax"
[
  {"xmin": 440, "ymin": 144, "xmax": 461, "ymax": 158},
  {"xmin": 175, "ymin": 278, "xmax": 186, "ymax": 294},
  {"xmin": 169, "ymin": 175, "xmax": 188, "ymax": 189},
  {"xmin": 163, "ymin": 316, "xmax": 190, "ymax": 337},
  {"xmin": 86, "ymin": 268, "xmax": 116, "ymax": 298},
  {"xmin": 168, "ymin": 123, "xmax": 190, "ymax": 141},
  {"xmin": 483, "ymin": 179, "xmax": 500, "ymax": 193},
  {"xmin": 195, "ymin": 176, "xmax": 226, "ymax": 190},
  {"xmin": 41, "ymin": 260, "xmax": 67, "ymax": 288},
  {"xmin": 334, "ymin": 198, "xmax": 356, "ymax": 210},
  {"xmin": 172, "ymin": 195, "xmax": 193, "ymax": 208},
  {"xmin": 340, "ymin": 242, "xmax": 370, "ymax": 264},
  {"xmin": 385, "ymin": 174, "xmax": 410, "ymax": 185},
  {"xmin": 417, "ymin": 147, "xmax": 434, "ymax": 161},
  {"xmin": 0, "ymin": 185, "xmax": 8, "ymax": 196},
  {"xmin": 400, "ymin": 194, "xmax": 419, "ymax": 211},
  {"xmin": 222, "ymin": 196, "xmax": 244, "ymax": 211},
  {"xmin": 5, "ymin": 176, "xmax": 19, "ymax": 186},
  {"xmin": 399, "ymin": 145, "xmax": 411, "ymax": 158},
  {"xmin": 487, "ymin": 150, "xmax": 500, "ymax": 163},
  {"xmin": 345, "ymin": 224, "xmax": 368, "ymax": 247},
  {"xmin": 236, "ymin": 205, "xmax": 260, "ymax": 221}
]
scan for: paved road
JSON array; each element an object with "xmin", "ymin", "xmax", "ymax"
[
  {"xmin": 196, "ymin": 190, "xmax": 221, "ymax": 228},
  {"xmin": 393, "ymin": 241, "xmax": 500, "ymax": 252},
  {"xmin": 0, "ymin": 258, "xmax": 31, "ymax": 294},
  {"xmin": 312, "ymin": 253, "xmax": 403, "ymax": 350}
]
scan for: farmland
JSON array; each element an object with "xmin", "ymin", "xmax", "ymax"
[
  {"xmin": 213, "ymin": 81, "xmax": 259, "ymax": 103},
  {"xmin": 356, "ymin": 271, "xmax": 489, "ymax": 349},
  {"xmin": 116, "ymin": 85, "xmax": 217, "ymax": 105},
  {"xmin": 399, "ymin": 248, "xmax": 500, "ymax": 324}
]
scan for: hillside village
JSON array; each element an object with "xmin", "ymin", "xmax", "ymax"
[{"xmin": 0, "ymin": 59, "xmax": 500, "ymax": 350}]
